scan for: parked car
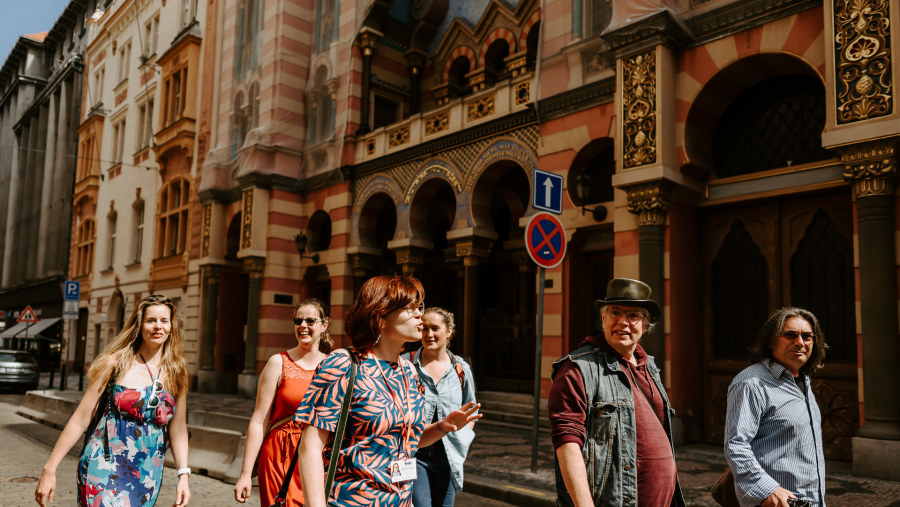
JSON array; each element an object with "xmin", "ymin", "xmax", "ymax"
[{"xmin": 0, "ymin": 349, "xmax": 40, "ymax": 392}]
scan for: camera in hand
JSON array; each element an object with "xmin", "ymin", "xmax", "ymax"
[{"xmin": 787, "ymin": 499, "xmax": 811, "ymax": 507}]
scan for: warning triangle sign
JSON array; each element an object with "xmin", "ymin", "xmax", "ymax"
[{"xmin": 17, "ymin": 305, "xmax": 38, "ymax": 323}]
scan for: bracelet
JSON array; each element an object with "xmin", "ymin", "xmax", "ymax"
[{"xmin": 177, "ymin": 467, "xmax": 191, "ymax": 477}]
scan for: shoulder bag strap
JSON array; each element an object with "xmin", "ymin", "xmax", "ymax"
[
  {"xmin": 324, "ymin": 348, "xmax": 358, "ymax": 498},
  {"xmin": 271, "ymin": 349, "xmax": 358, "ymax": 507}
]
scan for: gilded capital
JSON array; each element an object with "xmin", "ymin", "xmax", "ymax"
[
  {"xmin": 838, "ymin": 140, "xmax": 898, "ymax": 198},
  {"xmin": 453, "ymin": 237, "xmax": 493, "ymax": 266},
  {"xmin": 349, "ymin": 252, "xmax": 376, "ymax": 278},
  {"xmin": 243, "ymin": 257, "xmax": 266, "ymax": 278},
  {"xmin": 393, "ymin": 246, "xmax": 427, "ymax": 275},
  {"xmin": 625, "ymin": 180, "xmax": 672, "ymax": 226},
  {"xmin": 359, "ymin": 30, "xmax": 380, "ymax": 56}
]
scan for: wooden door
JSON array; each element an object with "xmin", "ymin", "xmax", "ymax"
[{"xmin": 701, "ymin": 190, "xmax": 859, "ymax": 461}]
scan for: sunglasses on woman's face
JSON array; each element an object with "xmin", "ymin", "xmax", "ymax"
[
  {"xmin": 148, "ymin": 379, "xmax": 164, "ymax": 409},
  {"xmin": 293, "ymin": 317, "xmax": 322, "ymax": 326}
]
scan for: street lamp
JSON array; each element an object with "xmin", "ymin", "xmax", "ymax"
[
  {"xmin": 294, "ymin": 232, "xmax": 320, "ymax": 264},
  {"xmin": 572, "ymin": 172, "xmax": 608, "ymax": 222}
]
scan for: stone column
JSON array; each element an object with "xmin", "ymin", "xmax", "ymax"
[
  {"xmin": 197, "ymin": 264, "xmax": 221, "ymax": 392},
  {"xmin": 238, "ymin": 257, "xmax": 265, "ymax": 397},
  {"xmin": 841, "ymin": 141, "xmax": 900, "ymax": 446},
  {"xmin": 453, "ymin": 237, "xmax": 493, "ymax": 358},
  {"xmin": 36, "ymin": 91, "xmax": 58, "ymax": 275},
  {"xmin": 625, "ymin": 180, "xmax": 671, "ymax": 370},
  {"xmin": 51, "ymin": 80, "xmax": 72, "ymax": 275},
  {"xmin": 357, "ymin": 30, "xmax": 380, "ymax": 135}
]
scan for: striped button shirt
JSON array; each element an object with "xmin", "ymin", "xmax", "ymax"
[{"xmin": 724, "ymin": 359, "xmax": 826, "ymax": 506}]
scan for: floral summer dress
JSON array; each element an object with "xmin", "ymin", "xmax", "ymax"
[{"xmin": 77, "ymin": 383, "xmax": 176, "ymax": 506}]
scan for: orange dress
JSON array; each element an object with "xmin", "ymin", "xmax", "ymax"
[{"xmin": 258, "ymin": 351, "xmax": 316, "ymax": 506}]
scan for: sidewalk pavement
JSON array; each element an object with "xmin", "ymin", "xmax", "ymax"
[{"xmin": 27, "ymin": 372, "xmax": 900, "ymax": 506}]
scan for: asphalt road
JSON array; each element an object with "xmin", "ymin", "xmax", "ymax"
[{"xmin": 0, "ymin": 392, "xmax": 513, "ymax": 506}]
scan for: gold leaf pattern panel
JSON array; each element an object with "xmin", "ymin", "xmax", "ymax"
[
  {"xmin": 623, "ymin": 49, "xmax": 657, "ymax": 168},
  {"xmin": 835, "ymin": 0, "xmax": 893, "ymax": 123}
]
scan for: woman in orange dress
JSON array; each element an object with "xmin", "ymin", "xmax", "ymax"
[{"xmin": 234, "ymin": 299, "xmax": 333, "ymax": 505}]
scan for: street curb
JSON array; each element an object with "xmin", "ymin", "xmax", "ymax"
[{"xmin": 465, "ymin": 474, "xmax": 556, "ymax": 507}]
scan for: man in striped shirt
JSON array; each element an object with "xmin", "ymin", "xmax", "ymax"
[{"xmin": 725, "ymin": 307, "xmax": 828, "ymax": 507}]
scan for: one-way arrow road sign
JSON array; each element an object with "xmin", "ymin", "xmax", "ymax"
[{"xmin": 533, "ymin": 169, "xmax": 563, "ymax": 214}]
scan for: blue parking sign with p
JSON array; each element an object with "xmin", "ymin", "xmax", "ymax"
[
  {"xmin": 533, "ymin": 169, "xmax": 563, "ymax": 214},
  {"xmin": 64, "ymin": 280, "xmax": 80, "ymax": 300}
]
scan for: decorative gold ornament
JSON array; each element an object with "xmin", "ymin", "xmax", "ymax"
[
  {"xmin": 243, "ymin": 257, "xmax": 265, "ymax": 278},
  {"xmin": 388, "ymin": 126, "xmax": 410, "ymax": 147},
  {"xmin": 241, "ymin": 188, "xmax": 253, "ymax": 249},
  {"xmin": 366, "ymin": 137, "xmax": 376, "ymax": 156},
  {"xmin": 834, "ymin": 0, "xmax": 893, "ymax": 123},
  {"xmin": 625, "ymin": 180, "xmax": 671, "ymax": 226},
  {"xmin": 424, "ymin": 111, "xmax": 449, "ymax": 135},
  {"xmin": 201, "ymin": 204, "xmax": 211, "ymax": 257},
  {"xmin": 466, "ymin": 94, "xmax": 495, "ymax": 122},
  {"xmin": 838, "ymin": 139, "xmax": 897, "ymax": 197},
  {"xmin": 622, "ymin": 50, "xmax": 657, "ymax": 168},
  {"xmin": 514, "ymin": 81, "xmax": 530, "ymax": 106}
]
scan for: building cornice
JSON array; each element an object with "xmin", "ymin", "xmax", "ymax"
[{"xmin": 688, "ymin": 0, "xmax": 821, "ymax": 47}]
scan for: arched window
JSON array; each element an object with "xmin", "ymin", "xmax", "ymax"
[
  {"xmin": 156, "ymin": 178, "xmax": 191, "ymax": 258},
  {"xmin": 448, "ymin": 57, "xmax": 470, "ymax": 98},
  {"xmin": 713, "ymin": 75, "xmax": 830, "ymax": 177},
  {"xmin": 484, "ymin": 39, "xmax": 510, "ymax": 85},
  {"xmin": 75, "ymin": 218, "xmax": 95, "ymax": 277},
  {"xmin": 316, "ymin": 0, "xmax": 338, "ymax": 52}
]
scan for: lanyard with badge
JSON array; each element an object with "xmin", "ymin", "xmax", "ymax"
[{"xmin": 373, "ymin": 355, "xmax": 417, "ymax": 483}]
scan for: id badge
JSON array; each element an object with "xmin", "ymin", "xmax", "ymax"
[{"xmin": 389, "ymin": 458, "xmax": 417, "ymax": 483}]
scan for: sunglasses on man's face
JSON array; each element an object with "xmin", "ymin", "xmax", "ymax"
[
  {"xmin": 147, "ymin": 379, "xmax": 164, "ymax": 409},
  {"xmin": 293, "ymin": 317, "xmax": 322, "ymax": 326}
]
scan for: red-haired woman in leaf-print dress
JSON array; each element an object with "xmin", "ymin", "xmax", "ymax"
[{"xmin": 295, "ymin": 275, "xmax": 482, "ymax": 507}]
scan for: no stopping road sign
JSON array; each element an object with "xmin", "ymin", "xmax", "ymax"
[{"xmin": 524, "ymin": 212, "xmax": 567, "ymax": 269}]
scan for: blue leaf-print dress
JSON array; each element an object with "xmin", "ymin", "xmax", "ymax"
[{"xmin": 77, "ymin": 383, "xmax": 176, "ymax": 506}]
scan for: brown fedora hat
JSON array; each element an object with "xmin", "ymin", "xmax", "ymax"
[{"xmin": 594, "ymin": 278, "xmax": 661, "ymax": 322}]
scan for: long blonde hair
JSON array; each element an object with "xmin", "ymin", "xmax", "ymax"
[{"xmin": 88, "ymin": 295, "xmax": 188, "ymax": 398}]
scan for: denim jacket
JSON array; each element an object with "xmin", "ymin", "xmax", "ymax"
[
  {"xmin": 551, "ymin": 344, "xmax": 685, "ymax": 507},
  {"xmin": 402, "ymin": 348, "xmax": 477, "ymax": 492}
]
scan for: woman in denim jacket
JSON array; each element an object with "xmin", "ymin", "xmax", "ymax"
[{"xmin": 402, "ymin": 307, "xmax": 478, "ymax": 507}]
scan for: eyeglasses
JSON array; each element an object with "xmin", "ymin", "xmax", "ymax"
[
  {"xmin": 605, "ymin": 308, "xmax": 647, "ymax": 324},
  {"xmin": 405, "ymin": 303, "xmax": 425, "ymax": 315},
  {"xmin": 148, "ymin": 379, "xmax": 164, "ymax": 409},
  {"xmin": 781, "ymin": 330, "xmax": 814, "ymax": 341},
  {"xmin": 293, "ymin": 317, "xmax": 323, "ymax": 326}
]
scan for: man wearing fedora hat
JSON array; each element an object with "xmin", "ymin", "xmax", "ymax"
[{"xmin": 549, "ymin": 278, "xmax": 684, "ymax": 506}]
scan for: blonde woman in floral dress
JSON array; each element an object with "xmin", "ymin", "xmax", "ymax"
[{"xmin": 35, "ymin": 295, "xmax": 191, "ymax": 506}]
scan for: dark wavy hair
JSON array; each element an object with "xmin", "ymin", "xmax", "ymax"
[
  {"xmin": 345, "ymin": 275, "xmax": 425, "ymax": 350},
  {"xmin": 749, "ymin": 307, "xmax": 828, "ymax": 376}
]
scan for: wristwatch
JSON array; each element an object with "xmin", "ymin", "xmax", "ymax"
[{"xmin": 177, "ymin": 467, "xmax": 191, "ymax": 477}]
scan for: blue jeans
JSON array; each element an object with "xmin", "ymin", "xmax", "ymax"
[{"xmin": 412, "ymin": 441, "xmax": 456, "ymax": 507}]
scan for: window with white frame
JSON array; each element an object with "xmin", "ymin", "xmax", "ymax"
[
  {"xmin": 132, "ymin": 199, "xmax": 144, "ymax": 263},
  {"xmin": 92, "ymin": 67, "xmax": 105, "ymax": 105},
  {"xmin": 107, "ymin": 210, "xmax": 117, "ymax": 268},
  {"xmin": 137, "ymin": 98, "xmax": 154, "ymax": 149},
  {"xmin": 112, "ymin": 118, "xmax": 127, "ymax": 164},
  {"xmin": 144, "ymin": 15, "xmax": 159, "ymax": 57},
  {"xmin": 182, "ymin": 0, "xmax": 197, "ymax": 26},
  {"xmin": 118, "ymin": 40, "xmax": 131, "ymax": 83}
]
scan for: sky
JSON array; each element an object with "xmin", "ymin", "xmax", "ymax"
[{"xmin": 0, "ymin": 0, "xmax": 72, "ymax": 64}]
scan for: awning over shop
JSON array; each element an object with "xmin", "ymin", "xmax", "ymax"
[{"xmin": 0, "ymin": 317, "xmax": 61, "ymax": 339}]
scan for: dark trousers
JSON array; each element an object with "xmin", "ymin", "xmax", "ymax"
[{"xmin": 412, "ymin": 441, "xmax": 456, "ymax": 507}]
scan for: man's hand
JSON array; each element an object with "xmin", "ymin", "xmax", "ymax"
[{"xmin": 761, "ymin": 486, "xmax": 796, "ymax": 507}]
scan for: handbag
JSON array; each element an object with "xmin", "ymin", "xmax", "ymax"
[
  {"xmin": 711, "ymin": 466, "xmax": 740, "ymax": 507},
  {"xmin": 269, "ymin": 349, "xmax": 358, "ymax": 507}
]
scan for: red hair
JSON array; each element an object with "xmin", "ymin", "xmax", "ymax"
[{"xmin": 345, "ymin": 275, "xmax": 425, "ymax": 350}]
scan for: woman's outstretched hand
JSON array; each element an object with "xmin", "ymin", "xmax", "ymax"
[{"xmin": 439, "ymin": 401, "xmax": 482, "ymax": 433}]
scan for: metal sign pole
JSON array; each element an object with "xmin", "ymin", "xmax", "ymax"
[{"xmin": 531, "ymin": 267, "xmax": 545, "ymax": 473}]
